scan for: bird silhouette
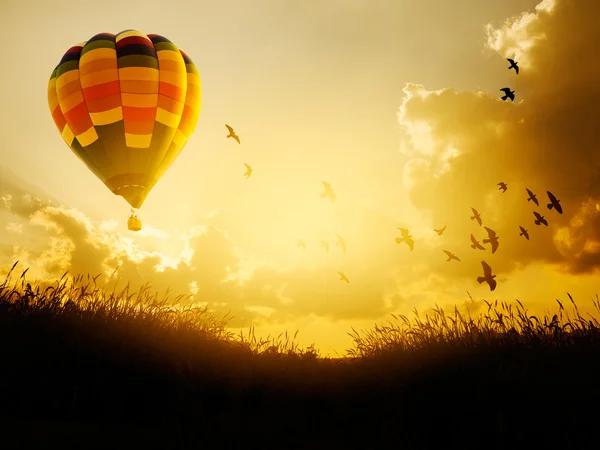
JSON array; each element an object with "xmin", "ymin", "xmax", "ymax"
[
  {"xmin": 526, "ymin": 188, "xmax": 539, "ymax": 206},
  {"xmin": 500, "ymin": 88, "xmax": 515, "ymax": 101},
  {"xmin": 507, "ymin": 58, "xmax": 519, "ymax": 74},
  {"xmin": 434, "ymin": 225, "xmax": 447, "ymax": 235},
  {"xmin": 335, "ymin": 234, "xmax": 347, "ymax": 253},
  {"xmin": 443, "ymin": 250, "xmax": 461, "ymax": 262},
  {"xmin": 297, "ymin": 239, "xmax": 306, "ymax": 251},
  {"xmin": 320, "ymin": 181, "xmax": 336, "ymax": 202},
  {"xmin": 243, "ymin": 163, "xmax": 253, "ymax": 178},
  {"xmin": 225, "ymin": 124, "xmax": 240, "ymax": 144},
  {"xmin": 477, "ymin": 260, "xmax": 497, "ymax": 291},
  {"xmin": 533, "ymin": 211, "xmax": 548, "ymax": 226},
  {"xmin": 470, "ymin": 234, "xmax": 485, "ymax": 250},
  {"xmin": 319, "ymin": 241, "xmax": 330, "ymax": 252},
  {"xmin": 396, "ymin": 227, "xmax": 414, "ymax": 251},
  {"xmin": 547, "ymin": 191, "xmax": 563, "ymax": 214},
  {"xmin": 483, "ymin": 226, "xmax": 499, "ymax": 254},
  {"xmin": 498, "ymin": 182, "xmax": 508, "ymax": 193},
  {"xmin": 338, "ymin": 272, "xmax": 350, "ymax": 283},
  {"xmin": 471, "ymin": 208, "xmax": 483, "ymax": 226},
  {"xmin": 519, "ymin": 226, "xmax": 529, "ymax": 240}
]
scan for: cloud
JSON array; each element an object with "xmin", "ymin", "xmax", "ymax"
[{"xmin": 398, "ymin": 0, "xmax": 600, "ymax": 275}]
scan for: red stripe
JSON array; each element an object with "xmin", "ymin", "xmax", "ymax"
[
  {"xmin": 116, "ymin": 36, "xmax": 154, "ymax": 49},
  {"xmin": 70, "ymin": 117, "xmax": 94, "ymax": 136},
  {"xmin": 64, "ymin": 102, "xmax": 89, "ymax": 126},
  {"xmin": 65, "ymin": 45, "xmax": 84, "ymax": 54},
  {"xmin": 83, "ymin": 81, "xmax": 120, "ymax": 101},
  {"xmin": 122, "ymin": 106, "xmax": 156, "ymax": 121}
]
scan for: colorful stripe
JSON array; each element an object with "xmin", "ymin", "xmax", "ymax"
[{"xmin": 47, "ymin": 30, "xmax": 201, "ymax": 209}]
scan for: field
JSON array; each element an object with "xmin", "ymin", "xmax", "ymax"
[{"xmin": 1, "ymin": 260, "xmax": 599, "ymax": 450}]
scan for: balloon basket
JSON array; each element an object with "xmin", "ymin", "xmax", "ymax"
[{"xmin": 128, "ymin": 213, "xmax": 142, "ymax": 232}]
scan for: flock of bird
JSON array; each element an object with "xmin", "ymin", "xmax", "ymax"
[{"xmin": 221, "ymin": 57, "xmax": 561, "ymax": 291}]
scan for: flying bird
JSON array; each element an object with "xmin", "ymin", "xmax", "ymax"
[
  {"xmin": 533, "ymin": 211, "xmax": 548, "ymax": 226},
  {"xmin": 500, "ymin": 88, "xmax": 515, "ymax": 102},
  {"xmin": 470, "ymin": 234, "xmax": 485, "ymax": 250},
  {"xmin": 225, "ymin": 124, "xmax": 240, "ymax": 144},
  {"xmin": 320, "ymin": 181, "xmax": 336, "ymax": 202},
  {"xmin": 443, "ymin": 250, "xmax": 461, "ymax": 262},
  {"xmin": 471, "ymin": 208, "xmax": 483, "ymax": 226},
  {"xmin": 338, "ymin": 272, "xmax": 350, "ymax": 283},
  {"xmin": 507, "ymin": 58, "xmax": 519, "ymax": 74},
  {"xmin": 335, "ymin": 234, "xmax": 347, "ymax": 253},
  {"xmin": 434, "ymin": 225, "xmax": 447, "ymax": 236},
  {"xmin": 319, "ymin": 241, "xmax": 330, "ymax": 252},
  {"xmin": 519, "ymin": 226, "xmax": 529, "ymax": 240},
  {"xmin": 477, "ymin": 260, "xmax": 497, "ymax": 292},
  {"xmin": 396, "ymin": 227, "xmax": 414, "ymax": 251},
  {"xmin": 526, "ymin": 188, "xmax": 539, "ymax": 206},
  {"xmin": 243, "ymin": 163, "xmax": 253, "ymax": 178},
  {"xmin": 297, "ymin": 239, "xmax": 306, "ymax": 251},
  {"xmin": 483, "ymin": 226, "xmax": 499, "ymax": 254},
  {"xmin": 498, "ymin": 182, "xmax": 508, "ymax": 193},
  {"xmin": 547, "ymin": 191, "xmax": 563, "ymax": 214}
]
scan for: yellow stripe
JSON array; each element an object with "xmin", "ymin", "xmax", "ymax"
[
  {"xmin": 56, "ymin": 70, "xmax": 80, "ymax": 90},
  {"xmin": 116, "ymin": 30, "xmax": 150, "ymax": 42},
  {"xmin": 172, "ymin": 129, "xmax": 186, "ymax": 147},
  {"xmin": 118, "ymin": 67, "xmax": 159, "ymax": 81},
  {"xmin": 76, "ymin": 126, "xmax": 99, "ymax": 147},
  {"xmin": 125, "ymin": 133, "xmax": 152, "ymax": 148},
  {"xmin": 59, "ymin": 90, "xmax": 84, "ymax": 113},
  {"xmin": 156, "ymin": 50, "xmax": 184, "ymax": 61},
  {"xmin": 90, "ymin": 106, "xmax": 123, "ymax": 125},
  {"xmin": 47, "ymin": 78, "xmax": 56, "ymax": 92},
  {"xmin": 61, "ymin": 124, "xmax": 75, "ymax": 145},
  {"xmin": 155, "ymin": 108, "xmax": 181, "ymax": 128},
  {"xmin": 159, "ymin": 70, "xmax": 186, "ymax": 87},
  {"xmin": 186, "ymin": 73, "xmax": 200, "ymax": 85},
  {"xmin": 80, "ymin": 69, "xmax": 119, "ymax": 88},
  {"xmin": 121, "ymin": 93, "xmax": 158, "ymax": 108},
  {"xmin": 80, "ymin": 48, "xmax": 117, "ymax": 66}
]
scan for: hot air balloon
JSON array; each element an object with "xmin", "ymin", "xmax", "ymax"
[{"xmin": 47, "ymin": 30, "xmax": 201, "ymax": 231}]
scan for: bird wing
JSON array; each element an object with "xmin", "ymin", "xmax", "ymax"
[
  {"xmin": 547, "ymin": 191, "xmax": 557, "ymax": 203},
  {"xmin": 526, "ymin": 189, "xmax": 533, "ymax": 196},
  {"xmin": 515, "ymin": 66, "xmax": 519, "ymax": 75},
  {"xmin": 443, "ymin": 250, "xmax": 452, "ymax": 257},
  {"xmin": 500, "ymin": 88, "xmax": 510, "ymax": 93},
  {"xmin": 225, "ymin": 124, "xmax": 233, "ymax": 133},
  {"xmin": 244, "ymin": 164, "xmax": 251, "ymax": 170},
  {"xmin": 481, "ymin": 261, "xmax": 492, "ymax": 276},
  {"xmin": 234, "ymin": 135, "xmax": 241, "ymax": 144},
  {"xmin": 534, "ymin": 212, "xmax": 541, "ymax": 219},
  {"xmin": 322, "ymin": 181, "xmax": 331, "ymax": 189},
  {"xmin": 470, "ymin": 234, "xmax": 477, "ymax": 244},
  {"xmin": 491, "ymin": 240, "xmax": 498, "ymax": 253},
  {"xmin": 484, "ymin": 226, "xmax": 496, "ymax": 238},
  {"xmin": 471, "ymin": 207, "xmax": 478, "ymax": 215},
  {"xmin": 507, "ymin": 58, "xmax": 515, "ymax": 64}
]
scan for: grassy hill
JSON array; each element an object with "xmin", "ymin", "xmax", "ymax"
[{"xmin": 0, "ymin": 261, "xmax": 599, "ymax": 449}]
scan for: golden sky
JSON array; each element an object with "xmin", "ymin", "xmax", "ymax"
[{"xmin": 1, "ymin": 0, "xmax": 598, "ymax": 356}]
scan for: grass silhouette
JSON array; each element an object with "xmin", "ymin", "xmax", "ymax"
[{"xmin": 1, "ymin": 260, "xmax": 599, "ymax": 449}]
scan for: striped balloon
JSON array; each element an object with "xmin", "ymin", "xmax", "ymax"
[{"xmin": 48, "ymin": 30, "xmax": 201, "ymax": 209}]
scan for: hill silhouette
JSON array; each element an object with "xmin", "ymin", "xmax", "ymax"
[{"xmin": 0, "ymin": 261, "xmax": 599, "ymax": 449}]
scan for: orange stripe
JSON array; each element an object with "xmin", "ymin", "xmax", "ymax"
[
  {"xmin": 158, "ymin": 59, "xmax": 185, "ymax": 72},
  {"xmin": 159, "ymin": 82, "xmax": 185, "ymax": 101},
  {"xmin": 52, "ymin": 106, "xmax": 67, "ymax": 130},
  {"xmin": 69, "ymin": 115, "xmax": 94, "ymax": 136},
  {"xmin": 79, "ymin": 58, "xmax": 117, "ymax": 75},
  {"xmin": 123, "ymin": 120, "xmax": 154, "ymax": 135},
  {"xmin": 122, "ymin": 106, "xmax": 156, "ymax": 121},
  {"xmin": 83, "ymin": 81, "xmax": 120, "ymax": 101},
  {"xmin": 57, "ymin": 80, "xmax": 82, "ymax": 100},
  {"xmin": 157, "ymin": 95, "xmax": 184, "ymax": 115},
  {"xmin": 120, "ymin": 80, "xmax": 158, "ymax": 94},
  {"xmin": 86, "ymin": 93, "xmax": 122, "ymax": 113}
]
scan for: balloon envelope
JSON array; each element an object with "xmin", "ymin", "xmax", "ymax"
[{"xmin": 48, "ymin": 30, "xmax": 201, "ymax": 209}]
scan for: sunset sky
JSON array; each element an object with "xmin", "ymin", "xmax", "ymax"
[{"xmin": 1, "ymin": 0, "xmax": 599, "ymax": 357}]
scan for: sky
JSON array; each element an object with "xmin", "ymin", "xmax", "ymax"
[{"xmin": 1, "ymin": 0, "xmax": 599, "ymax": 357}]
